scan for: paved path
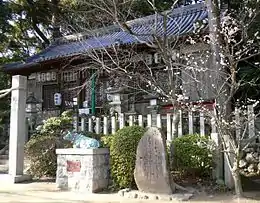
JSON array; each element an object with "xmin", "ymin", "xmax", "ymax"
[
  {"xmin": 0, "ymin": 181, "xmax": 119, "ymax": 203},
  {"xmin": 0, "ymin": 180, "xmax": 260, "ymax": 203}
]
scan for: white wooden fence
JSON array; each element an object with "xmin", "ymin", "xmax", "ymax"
[{"xmin": 73, "ymin": 104, "xmax": 258, "ymax": 141}]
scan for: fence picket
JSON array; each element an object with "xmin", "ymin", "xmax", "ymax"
[
  {"xmin": 129, "ymin": 115, "xmax": 134, "ymax": 126},
  {"xmin": 73, "ymin": 116, "xmax": 78, "ymax": 131},
  {"xmin": 81, "ymin": 117, "xmax": 86, "ymax": 132},
  {"xmin": 156, "ymin": 114, "xmax": 162, "ymax": 128},
  {"xmin": 200, "ymin": 112, "xmax": 205, "ymax": 136},
  {"xmin": 147, "ymin": 114, "xmax": 152, "ymax": 127},
  {"xmin": 138, "ymin": 115, "xmax": 144, "ymax": 127},
  {"xmin": 88, "ymin": 117, "xmax": 93, "ymax": 132},
  {"xmin": 96, "ymin": 117, "xmax": 101, "ymax": 134},
  {"xmin": 111, "ymin": 116, "xmax": 116, "ymax": 134},
  {"xmin": 188, "ymin": 111, "xmax": 193, "ymax": 135},
  {"xmin": 178, "ymin": 110, "xmax": 183, "ymax": 137},
  {"xmin": 119, "ymin": 114, "xmax": 125, "ymax": 129},
  {"xmin": 74, "ymin": 105, "xmax": 257, "ymax": 140},
  {"xmin": 103, "ymin": 116, "xmax": 108, "ymax": 135}
]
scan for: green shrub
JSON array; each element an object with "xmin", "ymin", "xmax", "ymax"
[
  {"xmin": 109, "ymin": 126, "xmax": 146, "ymax": 189},
  {"xmin": 100, "ymin": 135, "xmax": 114, "ymax": 148},
  {"xmin": 25, "ymin": 111, "xmax": 73, "ymax": 178},
  {"xmin": 35, "ymin": 110, "xmax": 73, "ymax": 136},
  {"xmin": 172, "ymin": 134, "xmax": 214, "ymax": 177},
  {"xmin": 25, "ymin": 135, "xmax": 71, "ymax": 177}
]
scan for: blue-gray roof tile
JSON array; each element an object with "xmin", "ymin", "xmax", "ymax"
[{"xmin": 4, "ymin": 3, "xmax": 208, "ymax": 71}]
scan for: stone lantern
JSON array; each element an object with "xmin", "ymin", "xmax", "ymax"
[
  {"xmin": 106, "ymin": 87, "xmax": 129, "ymax": 117},
  {"xmin": 26, "ymin": 92, "xmax": 41, "ymax": 140}
]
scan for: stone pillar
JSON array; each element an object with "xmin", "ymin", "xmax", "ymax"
[{"xmin": 8, "ymin": 75, "xmax": 31, "ymax": 182}]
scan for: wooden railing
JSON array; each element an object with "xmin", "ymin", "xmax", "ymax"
[
  {"xmin": 73, "ymin": 104, "xmax": 258, "ymax": 141},
  {"xmin": 74, "ymin": 110, "xmax": 210, "ymax": 140}
]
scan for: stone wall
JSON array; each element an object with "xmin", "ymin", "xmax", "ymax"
[{"xmin": 56, "ymin": 148, "xmax": 110, "ymax": 193}]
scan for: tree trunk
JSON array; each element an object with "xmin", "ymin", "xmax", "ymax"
[
  {"xmin": 26, "ymin": 0, "xmax": 50, "ymax": 45},
  {"xmin": 172, "ymin": 110, "xmax": 180, "ymax": 139},
  {"xmin": 232, "ymin": 170, "xmax": 243, "ymax": 198},
  {"xmin": 50, "ymin": 0, "xmax": 61, "ymax": 39}
]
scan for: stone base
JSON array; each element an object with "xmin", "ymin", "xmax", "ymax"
[
  {"xmin": 56, "ymin": 148, "xmax": 110, "ymax": 193},
  {"xmin": 0, "ymin": 174, "xmax": 32, "ymax": 183},
  {"xmin": 118, "ymin": 189, "xmax": 193, "ymax": 201}
]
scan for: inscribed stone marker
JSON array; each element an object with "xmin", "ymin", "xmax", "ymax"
[{"xmin": 134, "ymin": 127, "xmax": 173, "ymax": 194}]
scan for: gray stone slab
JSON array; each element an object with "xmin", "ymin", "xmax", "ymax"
[{"xmin": 134, "ymin": 127, "xmax": 173, "ymax": 194}]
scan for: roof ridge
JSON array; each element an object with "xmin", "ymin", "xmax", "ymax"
[
  {"xmin": 53, "ymin": 24, "xmax": 121, "ymax": 45},
  {"xmin": 127, "ymin": 2, "xmax": 206, "ymax": 26},
  {"xmin": 52, "ymin": 2, "xmax": 206, "ymax": 46}
]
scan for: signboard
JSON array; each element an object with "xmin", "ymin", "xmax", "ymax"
[
  {"xmin": 67, "ymin": 160, "xmax": 81, "ymax": 172},
  {"xmin": 62, "ymin": 71, "xmax": 78, "ymax": 82},
  {"xmin": 36, "ymin": 70, "xmax": 78, "ymax": 83},
  {"xmin": 36, "ymin": 72, "xmax": 57, "ymax": 82}
]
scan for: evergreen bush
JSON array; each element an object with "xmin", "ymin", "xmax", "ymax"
[
  {"xmin": 25, "ymin": 111, "xmax": 73, "ymax": 178},
  {"xmin": 109, "ymin": 126, "xmax": 145, "ymax": 189},
  {"xmin": 172, "ymin": 134, "xmax": 214, "ymax": 177}
]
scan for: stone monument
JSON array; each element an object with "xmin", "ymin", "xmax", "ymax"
[{"xmin": 134, "ymin": 127, "xmax": 174, "ymax": 194}]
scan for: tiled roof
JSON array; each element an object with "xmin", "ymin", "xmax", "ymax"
[{"xmin": 3, "ymin": 3, "xmax": 208, "ymax": 71}]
